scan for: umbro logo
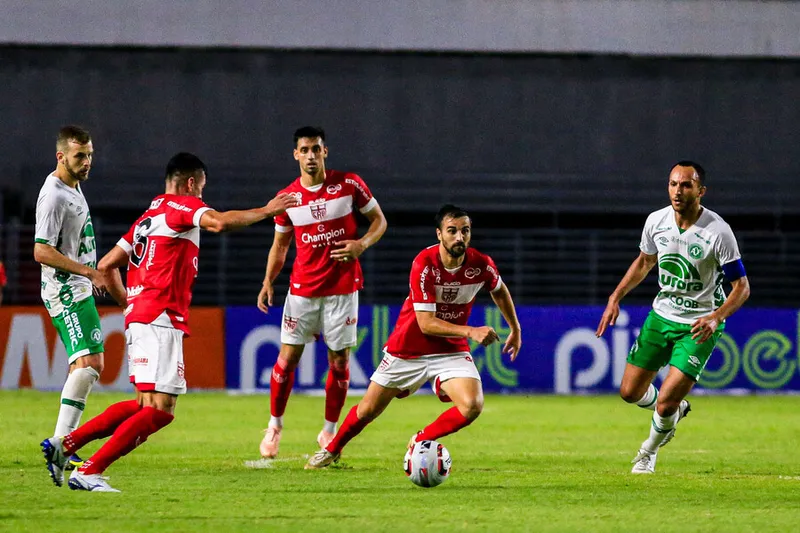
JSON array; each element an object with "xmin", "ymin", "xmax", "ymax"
[{"xmin": 688, "ymin": 355, "xmax": 701, "ymax": 367}]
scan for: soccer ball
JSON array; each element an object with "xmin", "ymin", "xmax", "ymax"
[{"xmin": 403, "ymin": 440, "xmax": 451, "ymax": 488}]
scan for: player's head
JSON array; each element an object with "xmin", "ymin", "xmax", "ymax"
[
  {"xmin": 293, "ymin": 126, "xmax": 328, "ymax": 176},
  {"xmin": 669, "ymin": 161, "xmax": 706, "ymax": 214},
  {"xmin": 435, "ymin": 204, "xmax": 471, "ymax": 259},
  {"xmin": 165, "ymin": 152, "xmax": 207, "ymax": 198},
  {"xmin": 56, "ymin": 125, "xmax": 93, "ymax": 182}
]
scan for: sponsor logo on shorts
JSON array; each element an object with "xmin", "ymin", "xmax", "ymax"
[
  {"xmin": 133, "ymin": 357, "xmax": 149, "ymax": 366},
  {"xmin": 178, "ymin": 362, "xmax": 185, "ymax": 378},
  {"xmin": 629, "ymin": 340, "xmax": 639, "ymax": 356},
  {"xmin": 688, "ymin": 355, "xmax": 701, "ymax": 367},
  {"xmin": 465, "ymin": 267, "xmax": 481, "ymax": 279},
  {"xmin": 90, "ymin": 328, "xmax": 103, "ymax": 343},
  {"xmin": 283, "ymin": 316, "xmax": 298, "ymax": 332},
  {"xmin": 465, "ymin": 355, "xmax": 473, "ymax": 362},
  {"xmin": 441, "ymin": 287, "xmax": 459, "ymax": 303},
  {"xmin": 345, "ymin": 317, "xmax": 358, "ymax": 326},
  {"xmin": 62, "ymin": 310, "xmax": 85, "ymax": 349},
  {"xmin": 378, "ymin": 357, "xmax": 391, "ymax": 372}
]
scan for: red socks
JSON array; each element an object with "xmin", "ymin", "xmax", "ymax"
[
  {"xmin": 325, "ymin": 405, "xmax": 369, "ymax": 454},
  {"xmin": 270, "ymin": 360, "xmax": 295, "ymax": 418},
  {"xmin": 324, "ymin": 362, "xmax": 350, "ymax": 425},
  {"xmin": 63, "ymin": 400, "xmax": 141, "ymax": 456},
  {"xmin": 79, "ymin": 406, "xmax": 174, "ymax": 475},
  {"xmin": 415, "ymin": 407, "xmax": 472, "ymax": 442}
]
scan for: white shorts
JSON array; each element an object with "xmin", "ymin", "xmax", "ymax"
[
  {"xmin": 280, "ymin": 291, "xmax": 359, "ymax": 351},
  {"xmin": 370, "ymin": 351, "xmax": 481, "ymax": 396},
  {"xmin": 127, "ymin": 323, "xmax": 186, "ymax": 395}
]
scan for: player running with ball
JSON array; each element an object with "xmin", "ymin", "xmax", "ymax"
[
  {"xmin": 306, "ymin": 204, "xmax": 522, "ymax": 469},
  {"xmin": 596, "ymin": 161, "xmax": 750, "ymax": 474},
  {"xmin": 41, "ymin": 153, "xmax": 297, "ymax": 491}
]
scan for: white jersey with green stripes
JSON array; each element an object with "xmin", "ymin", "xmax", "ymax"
[
  {"xmin": 640, "ymin": 205, "xmax": 741, "ymax": 325},
  {"xmin": 34, "ymin": 173, "xmax": 97, "ymax": 317}
]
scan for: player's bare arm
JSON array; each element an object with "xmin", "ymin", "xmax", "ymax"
[
  {"xmin": 200, "ymin": 193, "xmax": 299, "ymax": 233},
  {"xmin": 489, "ymin": 283, "xmax": 522, "ymax": 361},
  {"xmin": 97, "ymin": 245, "xmax": 130, "ymax": 308},
  {"xmin": 33, "ymin": 242, "xmax": 107, "ymax": 293},
  {"xmin": 691, "ymin": 275, "xmax": 750, "ymax": 343},
  {"xmin": 415, "ymin": 310, "xmax": 499, "ymax": 346},
  {"xmin": 257, "ymin": 230, "xmax": 293, "ymax": 313},
  {"xmin": 596, "ymin": 251, "xmax": 658, "ymax": 337},
  {"xmin": 331, "ymin": 204, "xmax": 388, "ymax": 262}
]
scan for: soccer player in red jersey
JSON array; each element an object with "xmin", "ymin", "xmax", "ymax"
[
  {"xmin": 305, "ymin": 204, "xmax": 522, "ymax": 469},
  {"xmin": 257, "ymin": 127, "xmax": 387, "ymax": 458},
  {"xmin": 40, "ymin": 153, "xmax": 298, "ymax": 492}
]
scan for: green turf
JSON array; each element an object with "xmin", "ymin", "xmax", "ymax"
[{"xmin": 3, "ymin": 391, "xmax": 800, "ymax": 532}]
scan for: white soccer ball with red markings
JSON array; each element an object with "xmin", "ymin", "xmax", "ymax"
[{"xmin": 403, "ymin": 440, "xmax": 451, "ymax": 488}]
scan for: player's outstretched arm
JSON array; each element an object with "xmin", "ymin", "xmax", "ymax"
[
  {"xmin": 489, "ymin": 283, "xmax": 522, "ymax": 361},
  {"xmin": 415, "ymin": 311, "xmax": 499, "ymax": 346},
  {"xmin": 691, "ymin": 275, "xmax": 750, "ymax": 343},
  {"xmin": 331, "ymin": 204, "xmax": 388, "ymax": 262},
  {"xmin": 33, "ymin": 242, "xmax": 106, "ymax": 292},
  {"xmin": 200, "ymin": 193, "xmax": 299, "ymax": 233},
  {"xmin": 257, "ymin": 230, "xmax": 293, "ymax": 313},
  {"xmin": 596, "ymin": 251, "xmax": 657, "ymax": 337},
  {"xmin": 97, "ymin": 245, "xmax": 130, "ymax": 308}
]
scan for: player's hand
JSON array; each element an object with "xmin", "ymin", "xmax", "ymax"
[
  {"xmin": 257, "ymin": 282, "xmax": 274, "ymax": 313},
  {"xmin": 88, "ymin": 269, "xmax": 108, "ymax": 295},
  {"xmin": 596, "ymin": 298, "xmax": 620, "ymax": 337},
  {"xmin": 503, "ymin": 329, "xmax": 522, "ymax": 361},
  {"xmin": 469, "ymin": 326, "xmax": 500, "ymax": 347},
  {"xmin": 691, "ymin": 313, "xmax": 719, "ymax": 344},
  {"xmin": 264, "ymin": 193, "xmax": 300, "ymax": 217},
  {"xmin": 330, "ymin": 240, "xmax": 366, "ymax": 262}
]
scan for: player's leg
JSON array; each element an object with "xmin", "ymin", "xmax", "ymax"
[
  {"xmin": 413, "ymin": 377, "xmax": 483, "ymax": 446},
  {"xmin": 68, "ymin": 323, "xmax": 184, "ymax": 492},
  {"xmin": 261, "ymin": 293, "xmax": 321, "ymax": 458},
  {"xmin": 620, "ymin": 312, "xmax": 672, "ymax": 411},
  {"xmin": 319, "ymin": 291, "xmax": 359, "ymax": 448}
]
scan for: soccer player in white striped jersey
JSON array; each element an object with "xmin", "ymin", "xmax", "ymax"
[{"xmin": 596, "ymin": 161, "xmax": 750, "ymax": 474}]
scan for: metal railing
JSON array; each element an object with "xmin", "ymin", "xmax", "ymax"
[{"xmin": 2, "ymin": 224, "xmax": 798, "ymax": 307}]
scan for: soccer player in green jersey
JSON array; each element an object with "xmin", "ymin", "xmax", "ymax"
[
  {"xmin": 596, "ymin": 161, "xmax": 750, "ymax": 474},
  {"xmin": 34, "ymin": 126, "xmax": 110, "ymax": 485}
]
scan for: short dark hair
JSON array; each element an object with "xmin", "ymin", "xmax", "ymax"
[
  {"xmin": 435, "ymin": 204, "xmax": 471, "ymax": 229},
  {"xmin": 674, "ymin": 160, "xmax": 706, "ymax": 185},
  {"xmin": 293, "ymin": 126, "xmax": 326, "ymax": 146},
  {"xmin": 56, "ymin": 125, "xmax": 91, "ymax": 151},
  {"xmin": 165, "ymin": 152, "xmax": 207, "ymax": 184}
]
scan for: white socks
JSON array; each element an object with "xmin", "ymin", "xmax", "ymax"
[
  {"xmin": 54, "ymin": 367, "xmax": 100, "ymax": 437},
  {"xmin": 636, "ymin": 384, "xmax": 658, "ymax": 410},
  {"xmin": 268, "ymin": 416, "xmax": 283, "ymax": 429},
  {"xmin": 641, "ymin": 410, "xmax": 680, "ymax": 453}
]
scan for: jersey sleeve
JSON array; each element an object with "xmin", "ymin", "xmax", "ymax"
[
  {"xmin": 116, "ymin": 223, "xmax": 136, "ymax": 255},
  {"xmin": 34, "ymin": 191, "xmax": 65, "ymax": 246},
  {"xmin": 639, "ymin": 214, "xmax": 658, "ymax": 255},
  {"xmin": 713, "ymin": 223, "xmax": 742, "ymax": 266},
  {"xmin": 166, "ymin": 197, "xmax": 211, "ymax": 233},
  {"xmin": 274, "ymin": 209, "xmax": 293, "ymax": 233},
  {"xmin": 348, "ymin": 173, "xmax": 378, "ymax": 214},
  {"xmin": 409, "ymin": 256, "xmax": 437, "ymax": 312},
  {"xmin": 483, "ymin": 255, "xmax": 504, "ymax": 293}
]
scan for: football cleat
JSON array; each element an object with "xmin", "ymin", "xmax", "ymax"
[
  {"xmin": 259, "ymin": 426, "xmax": 282, "ymax": 459},
  {"xmin": 317, "ymin": 429, "xmax": 335, "ymax": 450},
  {"xmin": 65, "ymin": 453, "xmax": 84, "ymax": 471},
  {"xmin": 631, "ymin": 449, "xmax": 657, "ymax": 474},
  {"xmin": 40, "ymin": 437, "xmax": 67, "ymax": 487},
  {"xmin": 68, "ymin": 470, "xmax": 120, "ymax": 492},
  {"xmin": 304, "ymin": 449, "xmax": 341, "ymax": 470},
  {"xmin": 659, "ymin": 400, "xmax": 692, "ymax": 448}
]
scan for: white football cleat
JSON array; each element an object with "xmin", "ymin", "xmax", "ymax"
[
  {"xmin": 660, "ymin": 400, "xmax": 692, "ymax": 448},
  {"xmin": 631, "ymin": 449, "xmax": 657, "ymax": 474},
  {"xmin": 259, "ymin": 426, "xmax": 282, "ymax": 459},
  {"xmin": 305, "ymin": 449, "xmax": 340, "ymax": 470},
  {"xmin": 317, "ymin": 429, "xmax": 335, "ymax": 450},
  {"xmin": 68, "ymin": 470, "xmax": 121, "ymax": 492},
  {"xmin": 40, "ymin": 437, "xmax": 67, "ymax": 487}
]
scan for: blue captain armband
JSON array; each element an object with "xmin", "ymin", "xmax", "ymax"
[{"xmin": 722, "ymin": 259, "xmax": 746, "ymax": 281}]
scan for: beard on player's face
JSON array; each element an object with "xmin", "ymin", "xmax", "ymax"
[
  {"xmin": 64, "ymin": 160, "xmax": 90, "ymax": 182},
  {"xmin": 443, "ymin": 241, "xmax": 468, "ymax": 258}
]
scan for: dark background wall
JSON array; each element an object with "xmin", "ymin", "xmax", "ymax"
[{"xmin": 1, "ymin": 46, "xmax": 798, "ymax": 223}]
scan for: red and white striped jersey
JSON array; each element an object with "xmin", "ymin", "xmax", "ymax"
[
  {"xmin": 274, "ymin": 170, "xmax": 378, "ymax": 297},
  {"xmin": 384, "ymin": 245, "xmax": 504, "ymax": 359},
  {"xmin": 117, "ymin": 194, "xmax": 212, "ymax": 335}
]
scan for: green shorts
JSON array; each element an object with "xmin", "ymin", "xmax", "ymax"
[
  {"xmin": 51, "ymin": 297, "xmax": 104, "ymax": 364},
  {"xmin": 627, "ymin": 310, "xmax": 724, "ymax": 381}
]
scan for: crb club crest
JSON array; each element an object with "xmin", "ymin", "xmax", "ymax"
[
  {"xmin": 310, "ymin": 202, "xmax": 327, "ymax": 220},
  {"xmin": 441, "ymin": 287, "xmax": 459, "ymax": 303},
  {"xmin": 283, "ymin": 316, "xmax": 298, "ymax": 332}
]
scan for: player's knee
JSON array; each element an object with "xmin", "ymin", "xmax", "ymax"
[
  {"xmin": 656, "ymin": 399, "xmax": 680, "ymax": 417},
  {"xmin": 459, "ymin": 397, "xmax": 484, "ymax": 421},
  {"xmin": 329, "ymin": 357, "xmax": 348, "ymax": 372},
  {"xmin": 619, "ymin": 387, "xmax": 640, "ymax": 404},
  {"xmin": 356, "ymin": 401, "xmax": 381, "ymax": 422}
]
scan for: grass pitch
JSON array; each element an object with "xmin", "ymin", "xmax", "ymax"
[{"xmin": 3, "ymin": 391, "xmax": 800, "ymax": 532}]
